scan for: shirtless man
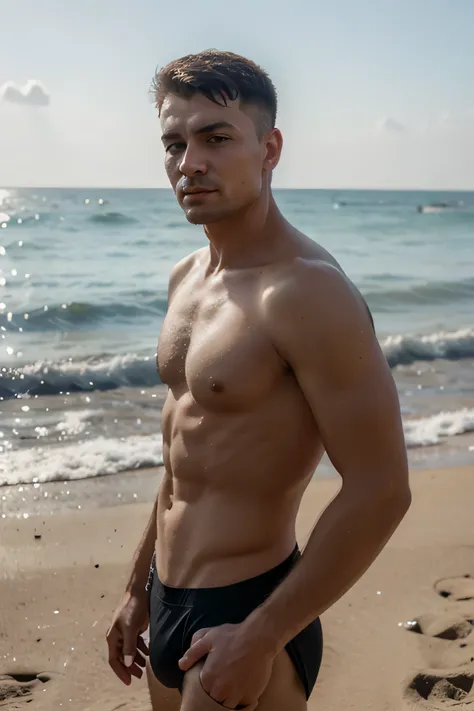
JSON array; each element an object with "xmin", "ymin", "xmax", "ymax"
[{"xmin": 106, "ymin": 50, "xmax": 411, "ymax": 711}]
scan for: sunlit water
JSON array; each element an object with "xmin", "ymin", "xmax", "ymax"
[{"xmin": 1, "ymin": 187, "xmax": 473, "ymax": 503}]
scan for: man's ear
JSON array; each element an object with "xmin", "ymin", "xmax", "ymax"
[{"xmin": 263, "ymin": 128, "xmax": 283, "ymax": 172}]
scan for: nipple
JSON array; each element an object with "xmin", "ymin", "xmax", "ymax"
[{"xmin": 210, "ymin": 380, "xmax": 224, "ymax": 393}]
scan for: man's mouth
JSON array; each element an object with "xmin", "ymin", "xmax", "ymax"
[{"xmin": 183, "ymin": 189, "xmax": 216, "ymax": 195}]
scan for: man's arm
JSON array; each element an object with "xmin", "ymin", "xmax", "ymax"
[
  {"xmin": 107, "ymin": 249, "xmax": 206, "ymax": 683},
  {"xmin": 246, "ymin": 259, "xmax": 411, "ymax": 653}
]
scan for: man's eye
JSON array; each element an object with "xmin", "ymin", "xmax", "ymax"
[
  {"xmin": 208, "ymin": 136, "xmax": 229, "ymax": 144},
  {"xmin": 166, "ymin": 143, "xmax": 185, "ymax": 155}
]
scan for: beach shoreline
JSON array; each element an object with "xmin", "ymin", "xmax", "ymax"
[
  {"xmin": 2, "ymin": 463, "xmax": 474, "ymax": 710},
  {"xmin": 2, "ymin": 429, "xmax": 474, "ymax": 520}
]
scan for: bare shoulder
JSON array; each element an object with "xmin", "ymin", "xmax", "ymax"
[
  {"xmin": 263, "ymin": 256, "xmax": 366, "ymax": 326},
  {"xmin": 168, "ymin": 247, "xmax": 207, "ymax": 301},
  {"xmin": 261, "ymin": 256, "xmax": 379, "ymax": 377}
]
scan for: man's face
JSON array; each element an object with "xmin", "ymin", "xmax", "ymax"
[{"xmin": 160, "ymin": 93, "xmax": 274, "ymax": 224}]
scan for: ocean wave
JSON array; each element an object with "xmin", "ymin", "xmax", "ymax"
[
  {"xmin": 382, "ymin": 328, "xmax": 474, "ymax": 368},
  {"xmin": 404, "ymin": 408, "xmax": 474, "ymax": 447},
  {"xmin": 364, "ymin": 277, "xmax": 474, "ymax": 309},
  {"xmin": 0, "ymin": 433, "xmax": 163, "ymax": 486},
  {"xmin": 1, "ymin": 407, "xmax": 472, "ymax": 485},
  {"xmin": 1, "ymin": 328, "xmax": 473, "ymax": 399},
  {"xmin": 0, "ymin": 294, "xmax": 168, "ymax": 331},
  {"xmin": 88, "ymin": 212, "xmax": 138, "ymax": 225},
  {"xmin": 0, "ymin": 353, "xmax": 161, "ymax": 399}
]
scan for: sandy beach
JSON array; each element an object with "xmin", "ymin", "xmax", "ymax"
[{"xmin": 1, "ymin": 463, "xmax": 474, "ymax": 710}]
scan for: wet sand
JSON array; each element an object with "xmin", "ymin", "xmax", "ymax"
[{"xmin": 1, "ymin": 464, "xmax": 474, "ymax": 710}]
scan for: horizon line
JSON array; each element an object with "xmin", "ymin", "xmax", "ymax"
[{"xmin": 2, "ymin": 185, "xmax": 474, "ymax": 193}]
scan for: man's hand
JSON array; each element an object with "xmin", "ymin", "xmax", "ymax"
[
  {"xmin": 178, "ymin": 622, "xmax": 275, "ymax": 711},
  {"xmin": 106, "ymin": 591, "xmax": 150, "ymax": 686}
]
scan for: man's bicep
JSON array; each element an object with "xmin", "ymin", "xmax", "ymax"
[
  {"xmin": 297, "ymin": 349, "xmax": 408, "ymax": 494},
  {"xmin": 266, "ymin": 262, "xmax": 408, "ymax": 493}
]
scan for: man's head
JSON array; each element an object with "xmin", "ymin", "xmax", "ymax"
[{"xmin": 152, "ymin": 50, "xmax": 282, "ymax": 224}]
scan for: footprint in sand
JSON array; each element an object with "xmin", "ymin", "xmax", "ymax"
[
  {"xmin": 405, "ymin": 612, "xmax": 474, "ymax": 670},
  {"xmin": 406, "ymin": 612, "xmax": 474, "ymax": 641},
  {"xmin": 435, "ymin": 575, "xmax": 474, "ymax": 602},
  {"xmin": 405, "ymin": 671, "xmax": 474, "ymax": 709},
  {"xmin": 404, "ymin": 575, "xmax": 474, "ymax": 708},
  {"xmin": 0, "ymin": 672, "xmax": 53, "ymax": 706}
]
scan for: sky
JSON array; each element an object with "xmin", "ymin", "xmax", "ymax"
[{"xmin": 1, "ymin": 0, "xmax": 474, "ymax": 190}]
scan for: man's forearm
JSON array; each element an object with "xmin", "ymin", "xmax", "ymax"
[
  {"xmin": 125, "ymin": 495, "xmax": 158, "ymax": 596},
  {"xmin": 245, "ymin": 483, "xmax": 411, "ymax": 653}
]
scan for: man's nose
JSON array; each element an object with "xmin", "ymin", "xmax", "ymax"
[{"xmin": 179, "ymin": 144, "xmax": 208, "ymax": 177}]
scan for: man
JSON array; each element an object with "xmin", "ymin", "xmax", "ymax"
[{"xmin": 106, "ymin": 50, "xmax": 411, "ymax": 711}]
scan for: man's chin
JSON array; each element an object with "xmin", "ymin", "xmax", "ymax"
[
  {"xmin": 183, "ymin": 207, "xmax": 222, "ymax": 225},
  {"xmin": 184, "ymin": 210, "xmax": 206, "ymax": 225}
]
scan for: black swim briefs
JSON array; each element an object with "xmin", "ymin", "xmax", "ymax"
[{"xmin": 147, "ymin": 545, "xmax": 323, "ymax": 702}]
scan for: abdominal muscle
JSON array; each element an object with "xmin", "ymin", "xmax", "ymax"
[{"xmin": 154, "ymin": 388, "xmax": 323, "ymax": 588}]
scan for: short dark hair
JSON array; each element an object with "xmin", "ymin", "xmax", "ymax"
[{"xmin": 152, "ymin": 49, "xmax": 277, "ymax": 137}]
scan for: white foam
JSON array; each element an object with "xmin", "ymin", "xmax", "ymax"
[
  {"xmin": 382, "ymin": 328, "xmax": 474, "ymax": 367},
  {"xmin": 0, "ymin": 433, "xmax": 163, "ymax": 486},
  {"xmin": 404, "ymin": 408, "xmax": 474, "ymax": 447},
  {"xmin": 54, "ymin": 409, "xmax": 96, "ymax": 436},
  {"xmin": 1, "ymin": 407, "xmax": 473, "ymax": 485}
]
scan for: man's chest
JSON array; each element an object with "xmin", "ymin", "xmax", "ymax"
[{"xmin": 157, "ymin": 279, "xmax": 283, "ymax": 410}]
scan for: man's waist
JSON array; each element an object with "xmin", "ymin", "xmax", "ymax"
[{"xmin": 155, "ymin": 526, "xmax": 297, "ymax": 588}]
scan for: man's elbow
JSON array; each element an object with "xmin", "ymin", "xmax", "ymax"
[{"xmin": 380, "ymin": 481, "xmax": 412, "ymax": 525}]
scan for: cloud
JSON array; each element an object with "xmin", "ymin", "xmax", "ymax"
[
  {"xmin": 0, "ymin": 80, "xmax": 50, "ymax": 107},
  {"xmin": 378, "ymin": 116, "xmax": 407, "ymax": 134}
]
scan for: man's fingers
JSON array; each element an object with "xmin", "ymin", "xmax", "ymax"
[
  {"xmin": 178, "ymin": 635, "xmax": 212, "ymax": 671},
  {"xmin": 108, "ymin": 657, "xmax": 131, "ymax": 686},
  {"xmin": 137, "ymin": 635, "xmax": 149, "ymax": 656},
  {"xmin": 123, "ymin": 631, "xmax": 138, "ymax": 668},
  {"xmin": 134, "ymin": 651, "xmax": 147, "ymax": 668},
  {"xmin": 190, "ymin": 627, "xmax": 211, "ymax": 646},
  {"xmin": 129, "ymin": 663, "xmax": 144, "ymax": 680},
  {"xmin": 107, "ymin": 631, "xmax": 132, "ymax": 685},
  {"xmin": 222, "ymin": 693, "xmax": 248, "ymax": 710}
]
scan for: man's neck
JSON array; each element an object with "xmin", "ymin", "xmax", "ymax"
[{"xmin": 204, "ymin": 194, "xmax": 292, "ymax": 272}]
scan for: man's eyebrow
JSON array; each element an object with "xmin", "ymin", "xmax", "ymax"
[{"xmin": 161, "ymin": 121, "xmax": 236, "ymax": 143}]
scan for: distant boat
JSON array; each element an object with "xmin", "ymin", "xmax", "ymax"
[{"xmin": 417, "ymin": 201, "xmax": 455, "ymax": 214}]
